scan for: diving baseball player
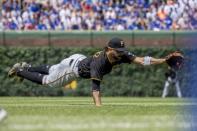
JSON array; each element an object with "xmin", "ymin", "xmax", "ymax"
[{"xmin": 8, "ymin": 37, "xmax": 183, "ymax": 106}]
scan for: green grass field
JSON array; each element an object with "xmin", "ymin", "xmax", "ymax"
[{"xmin": 0, "ymin": 97, "xmax": 193, "ymax": 131}]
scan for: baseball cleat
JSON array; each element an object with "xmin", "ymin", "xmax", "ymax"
[
  {"xmin": 8, "ymin": 63, "xmax": 21, "ymax": 77},
  {"xmin": 21, "ymin": 62, "xmax": 31, "ymax": 69},
  {"xmin": 18, "ymin": 62, "xmax": 31, "ymax": 82}
]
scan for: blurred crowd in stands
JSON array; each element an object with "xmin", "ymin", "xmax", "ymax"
[{"xmin": 1, "ymin": 0, "xmax": 197, "ymax": 31}]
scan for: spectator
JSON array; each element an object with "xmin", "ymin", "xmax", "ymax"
[{"xmin": 2, "ymin": 0, "xmax": 197, "ymax": 30}]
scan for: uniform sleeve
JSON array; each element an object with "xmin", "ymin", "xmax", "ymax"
[
  {"xmin": 92, "ymin": 80, "xmax": 100, "ymax": 91},
  {"xmin": 121, "ymin": 51, "xmax": 136, "ymax": 63},
  {"xmin": 90, "ymin": 62, "xmax": 103, "ymax": 81}
]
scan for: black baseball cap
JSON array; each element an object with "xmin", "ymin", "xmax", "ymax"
[{"xmin": 108, "ymin": 37, "xmax": 127, "ymax": 52}]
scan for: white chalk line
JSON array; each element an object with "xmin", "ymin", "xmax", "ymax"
[
  {"xmin": 9, "ymin": 115, "xmax": 187, "ymax": 120},
  {"xmin": 8, "ymin": 121, "xmax": 197, "ymax": 130},
  {"xmin": 7, "ymin": 115, "xmax": 196, "ymax": 129}
]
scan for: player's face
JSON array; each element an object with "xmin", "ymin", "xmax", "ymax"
[{"xmin": 108, "ymin": 48, "xmax": 124, "ymax": 61}]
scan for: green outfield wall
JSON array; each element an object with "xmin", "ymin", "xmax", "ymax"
[
  {"xmin": 0, "ymin": 31, "xmax": 196, "ymax": 47},
  {"xmin": 0, "ymin": 47, "xmax": 187, "ymax": 97}
]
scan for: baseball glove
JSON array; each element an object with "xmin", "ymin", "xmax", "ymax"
[{"xmin": 165, "ymin": 51, "xmax": 184, "ymax": 70}]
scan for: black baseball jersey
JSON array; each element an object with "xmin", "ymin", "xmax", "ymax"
[
  {"xmin": 78, "ymin": 50, "xmax": 136, "ymax": 81},
  {"xmin": 165, "ymin": 69, "xmax": 176, "ymax": 79}
]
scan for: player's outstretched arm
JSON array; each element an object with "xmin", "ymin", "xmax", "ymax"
[
  {"xmin": 132, "ymin": 51, "xmax": 184, "ymax": 70},
  {"xmin": 133, "ymin": 56, "xmax": 166, "ymax": 66}
]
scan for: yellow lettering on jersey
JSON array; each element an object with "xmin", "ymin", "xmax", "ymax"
[
  {"xmin": 120, "ymin": 41, "xmax": 124, "ymax": 47},
  {"xmin": 93, "ymin": 51, "xmax": 102, "ymax": 58}
]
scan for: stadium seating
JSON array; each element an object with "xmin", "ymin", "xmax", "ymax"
[{"xmin": 1, "ymin": 0, "xmax": 197, "ymax": 30}]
